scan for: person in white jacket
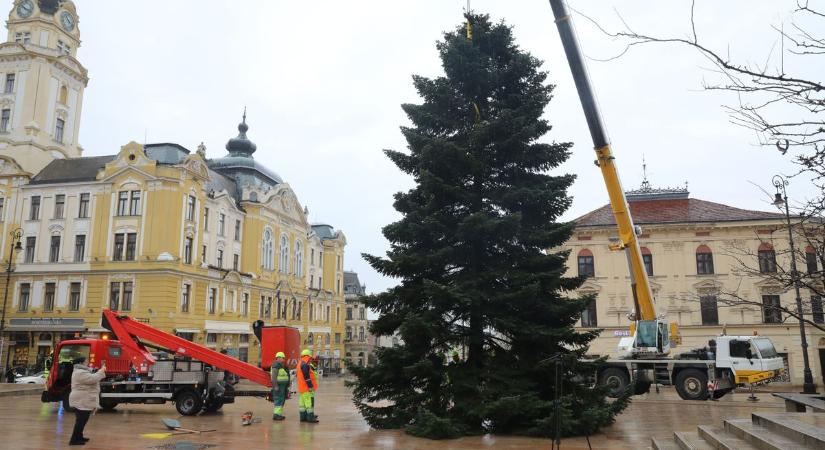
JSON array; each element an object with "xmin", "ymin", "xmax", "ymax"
[{"xmin": 68, "ymin": 357, "xmax": 106, "ymax": 446}]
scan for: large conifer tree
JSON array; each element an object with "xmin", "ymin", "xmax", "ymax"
[{"xmin": 350, "ymin": 13, "xmax": 629, "ymax": 438}]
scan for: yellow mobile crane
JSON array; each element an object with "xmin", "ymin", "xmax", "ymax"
[{"xmin": 548, "ymin": 0, "xmax": 785, "ymax": 399}]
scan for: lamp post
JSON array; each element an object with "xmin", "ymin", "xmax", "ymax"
[
  {"xmin": 772, "ymin": 175, "xmax": 817, "ymax": 394},
  {"xmin": 0, "ymin": 228, "xmax": 23, "ymax": 381}
]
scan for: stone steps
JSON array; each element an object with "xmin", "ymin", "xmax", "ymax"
[{"xmin": 651, "ymin": 411, "xmax": 825, "ymax": 450}]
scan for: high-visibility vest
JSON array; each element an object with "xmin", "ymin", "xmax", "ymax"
[
  {"xmin": 296, "ymin": 358, "xmax": 317, "ymax": 393},
  {"xmin": 271, "ymin": 361, "xmax": 289, "ymax": 383}
]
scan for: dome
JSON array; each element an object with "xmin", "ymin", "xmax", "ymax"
[{"xmin": 208, "ymin": 111, "xmax": 283, "ymax": 190}]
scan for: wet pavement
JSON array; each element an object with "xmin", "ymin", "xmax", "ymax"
[{"xmin": 0, "ymin": 377, "xmax": 788, "ymax": 449}]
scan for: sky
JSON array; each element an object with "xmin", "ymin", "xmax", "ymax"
[{"xmin": 41, "ymin": 0, "xmax": 823, "ymax": 295}]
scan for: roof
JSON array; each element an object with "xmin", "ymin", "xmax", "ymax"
[
  {"xmin": 575, "ymin": 198, "xmax": 785, "ymax": 227},
  {"xmin": 344, "ymin": 271, "xmax": 365, "ymax": 295},
  {"xmin": 205, "ymin": 169, "xmax": 238, "ymax": 200},
  {"xmin": 311, "ymin": 224, "xmax": 336, "ymax": 240},
  {"xmin": 29, "ymin": 155, "xmax": 116, "ymax": 184},
  {"xmin": 144, "ymin": 143, "xmax": 190, "ymax": 164}
]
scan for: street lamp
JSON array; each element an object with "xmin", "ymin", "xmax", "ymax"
[
  {"xmin": 0, "ymin": 228, "xmax": 23, "ymax": 381},
  {"xmin": 772, "ymin": 175, "xmax": 817, "ymax": 394}
]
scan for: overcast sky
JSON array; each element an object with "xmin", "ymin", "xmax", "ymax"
[{"xmin": 50, "ymin": 0, "xmax": 822, "ymax": 295}]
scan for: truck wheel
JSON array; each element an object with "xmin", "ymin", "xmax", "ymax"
[
  {"xmin": 99, "ymin": 398, "xmax": 118, "ymax": 411},
  {"xmin": 175, "ymin": 390, "xmax": 203, "ymax": 416},
  {"xmin": 633, "ymin": 381, "xmax": 652, "ymax": 395},
  {"xmin": 599, "ymin": 367, "xmax": 630, "ymax": 398},
  {"xmin": 204, "ymin": 399, "xmax": 224, "ymax": 413},
  {"xmin": 675, "ymin": 369, "xmax": 709, "ymax": 401}
]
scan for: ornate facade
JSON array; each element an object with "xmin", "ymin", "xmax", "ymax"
[
  {"xmin": 562, "ymin": 182, "xmax": 825, "ymax": 386},
  {"xmin": 0, "ymin": 1, "xmax": 347, "ymax": 371}
]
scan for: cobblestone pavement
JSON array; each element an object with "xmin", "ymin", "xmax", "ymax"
[{"xmin": 0, "ymin": 377, "xmax": 788, "ymax": 449}]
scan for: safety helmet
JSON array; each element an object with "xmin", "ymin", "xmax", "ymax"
[
  {"xmin": 275, "ymin": 352, "xmax": 285, "ymax": 359},
  {"xmin": 301, "ymin": 349, "xmax": 312, "ymax": 357}
]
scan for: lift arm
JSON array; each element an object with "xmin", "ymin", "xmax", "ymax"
[
  {"xmin": 548, "ymin": 0, "xmax": 656, "ymax": 322},
  {"xmin": 102, "ymin": 309, "xmax": 272, "ymax": 388}
]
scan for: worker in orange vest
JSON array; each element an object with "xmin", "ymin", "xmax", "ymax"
[{"xmin": 296, "ymin": 349, "xmax": 319, "ymax": 423}]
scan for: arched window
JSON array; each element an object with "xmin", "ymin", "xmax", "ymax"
[
  {"xmin": 577, "ymin": 249, "xmax": 594, "ymax": 278},
  {"xmin": 758, "ymin": 243, "xmax": 777, "ymax": 273},
  {"xmin": 295, "ymin": 241, "xmax": 303, "ymax": 277},
  {"xmin": 805, "ymin": 246, "xmax": 817, "ymax": 274},
  {"xmin": 262, "ymin": 229, "xmax": 273, "ymax": 270},
  {"xmin": 640, "ymin": 247, "xmax": 653, "ymax": 276},
  {"xmin": 696, "ymin": 245, "xmax": 714, "ymax": 275},
  {"xmin": 279, "ymin": 234, "xmax": 289, "ymax": 273}
]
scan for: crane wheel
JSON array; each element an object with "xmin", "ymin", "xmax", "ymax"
[
  {"xmin": 675, "ymin": 369, "xmax": 709, "ymax": 401},
  {"xmin": 599, "ymin": 367, "xmax": 630, "ymax": 398}
]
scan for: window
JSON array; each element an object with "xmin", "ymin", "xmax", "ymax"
[
  {"xmin": 54, "ymin": 194, "xmax": 65, "ymax": 219},
  {"xmin": 181, "ymin": 284, "xmax": 190, "ymax": 313},
  {"xmin": 186, "ymin": 195, "xmax": 196, "ymax": 221},
  {"xmin": 264, "ymin": 297, "xmax": 272, "ymax": 318},
  {"xmin": 206, "ymin": 333, "xmax": 217, "ymax": 345},
  {"xmin": 805, "ymin": 247, "xmax": 817, "ymax": 274},
  {"xmin": 203, "ymin": 207, "xmax": 209, "ymax": 231},
  {"xmin": 700, "ymin": 295, "xmax": 719, "ymax": 325},
  {"xmin": 581, "ymin": 299, "xmax": 597, "ymax": 327},
  {"xmin": 125, "ymin": 233, "xmax": 136, "ymax": 260},
  {"xmin": 0, "ymin": 198, "xmax": 4, "ymax": 221},
  {"xmin": 201, "ymin": 245, "xmax": 207, "ymax": 263},
  {"xmin": 279, "ymin": 235, "xmax": 289, "ymax": 273},
  {"xmin": 78, "ymin": 193, "xmax": 89, "ymax": 218},
  {"xmin": 116, "ymin": 191, "xmax": 128, "ymax": 215},
  {"xmin": 54, "ymin": 118, "xmax": 64, "ymax": 143},
  {"xmin": 695, "ymin": 245, "xmax": 714, "ymax": 274},
  {"xmin": 14, "ymin": 32, "xmax": 31, "ymax": 44},
  {"xmin": 311, "ymin": 248, "xmax": 315, "ymax": 265},
  {"xmin": 762, "ymin": 295, "xmax": 782, "ymax": 323},
  {"xmin": 234, "ymin": 220, "xmax": 241, "ymax": 241},
  {"xmin": 122, "ymin": 282, "xmax": 133, "ymax": 311},
  {"xmin": 241, "ymin": 293, "xmax": 249, "ymax": 317},
  {"xmin": 345, "ymin": 327, "xmax": 352, "ymax": 341},
  {"xmin": 276, "ymin": 297, "xmax": 282, "ymax": 319},
  {"xmin": 216, "ymin": 249, "xmax": 223, "ymax": 268},
  {"xmin": 43, "ymin": 283, "xmax": 55, "ymax": 312},
  {"xmin": 18, "ymin": 283, "xmax": 30, "ymax": 311},
  {"xmin": 30, "ymin": 196, "xmax": 40, "ymax": 220},
  {"xmin": 640, "ymin": 247, "xmax": 653, "ymax": 276},
  {"xmin": 812, "ymin": 295, "xmax": 824, "ymax": 324},
  {"xmin": 4, "ymin": 73, "xmax": 14, "ymax": 93},
  {"xmin": 729, "ymin": 340, "xmax": 752, "ymax": 359},
  {"xmin": 577, "ymin": 249, "xmax": 594, "ymax": 278},
  {"xmin": 49, "ymin": 235, "xmax": 60, "ymax": 262},
  {"xmin": 262, "ymin": 229, "xmax": 274, "ymax": 270},
  {"xmin": 346, "ymin": 307, "xmax": 352, "ymax": 320},
  {"xmin": 310, "ymin": 275, "xmax": 314, "ymax": 288},
  {"xmin": 183, "ymin": 237, "xmax": 193, "ymax": 264},
  {"xmin": 176, "ymin": 332, "xmax": 194, "ymax": 342},
  {"xmin": 258, "ymin": 296, "xmax": 265, "ymax": 319},
  {"xmin": 57, "ymin": 40, "xmax": 70, "ymax": 55},
  {"xmin": 359, "ymin": 327, "xmax": 365, "ymax": 342},
  {"xmin": 335, "ymin": 333, "xmax": 341, "ymax": 344},
  {"xmin": 359, "ymin": 308, "xmax": 365, "ymax": 320},
  {"xmin": 233, "ymin": 254, "xmax": 239, "ymax": 271},
  {"xmin": 758, "ymin": 243, "xmax": 777, "ymax": 274},
  {"xmin": 295, "ymin": 241, "xmax": 303, "ymax": 277},
  {"xmin": 327, "ymin": 306, "xmax": 330, "ymax": 323},
  {"xmin": 113, "ymin": 232, "xmax": 136, "ymax": 261},
  {"xmin": 218, "ymin": 213, "xmax": 225, "ymax": 236},
  {"xmin": 69, "ymin": 283, "xmax": 81, "ymax": 312},
  {"xmin": 129, "ymin": 191, "xmax": 141, "ymax": 215},
  {"xmin": 208, "ymin": 288, "xmax": 217, "ymax": 314},
  {"xmin": 0, "ymin": 109, "xmax": 9, "ymax": 132},
  {"xmin": 113, "ymin": 233, "xmax": 124, "ymax": 261},
  {"xmin": 74, "ymin": 235, "xmax": 85, "ymax": 262},
  {"xmin": 109, "ymin": 282, "xmax": 120, "ymax": 310},
  {"xmin": 336, "ymin": 306, "xmax": 340, "ymax": 324},
  {"xmin": 24, "ymin": 236, "xmax": 35, "ymax": 263}
]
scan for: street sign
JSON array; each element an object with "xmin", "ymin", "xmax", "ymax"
[{"xmin": 613, "ymin": 330, "xmax": 630, "ymax": 337}]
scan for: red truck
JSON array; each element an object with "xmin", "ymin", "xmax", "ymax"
[{"xmin": 41, "ymin": 309, "xmax": 301, "ymax": 415}]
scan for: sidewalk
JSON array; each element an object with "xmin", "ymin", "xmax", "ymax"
[{"xmin": 0, "ymin": 383, "xmax": 44, "ymax": 398}]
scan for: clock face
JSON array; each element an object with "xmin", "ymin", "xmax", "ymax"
[
  {"xmin": 17, "ymin": 0, "xmax": 34, "ymax": 18},
  {"xmin": 60, "ymin": 11, "xmax": 75, "ymax": 31}
]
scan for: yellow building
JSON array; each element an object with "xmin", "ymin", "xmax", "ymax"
[
  {"xmin": 0, "ymin": 1, "xmax": 347, "ymax": 372},
  {"xmin": 563, "ymin": 181, "xmax": 825, "ymax": 386}
]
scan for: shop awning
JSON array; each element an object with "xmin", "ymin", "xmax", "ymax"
[
  {"xmin": 173, "ymin": 328, "xmax": 201, "ymax": 334},
  {"xmin": 203, "ymin": 320, "xmax": 252, "ymax": 334}
]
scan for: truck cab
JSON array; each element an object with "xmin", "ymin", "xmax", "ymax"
[{"xmin": 714, "ymin": 336, "xmax": 784, "ymax": 384}]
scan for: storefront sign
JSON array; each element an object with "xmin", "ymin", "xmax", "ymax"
[
  {"xmin": 613, "ymin": 330, "xmax": 631, "ymax": 337},
  {"xmin": 8, "ymin": 318, "xmax": 85, "ymax": 331}
]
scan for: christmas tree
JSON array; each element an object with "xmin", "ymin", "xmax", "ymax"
[{"xmin": 349, "ymin": 13, "xmax": 629, "ymax": 439}]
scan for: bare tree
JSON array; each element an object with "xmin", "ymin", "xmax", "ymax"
[{"xmin": 576, "ymin": 0, "xmax": 825, "ymax": 183}]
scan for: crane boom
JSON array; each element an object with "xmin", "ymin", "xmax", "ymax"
[{"xmin": 548, "ymin": 0, "xmax": 655, "ymax": 322}]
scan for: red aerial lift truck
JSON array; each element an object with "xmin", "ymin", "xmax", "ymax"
[{"xmin": 41, "ymin": 309, "xmax": 301, "ymax": 415}]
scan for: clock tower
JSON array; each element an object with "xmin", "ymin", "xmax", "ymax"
[{"xmin": 0, "ymin": 0, "xmax": 86, "ymax": 175}]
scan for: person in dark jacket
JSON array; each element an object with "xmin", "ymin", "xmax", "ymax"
[{"xmin": 68, "ymin": 357, "xmax": 106, "ymax": 446}]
